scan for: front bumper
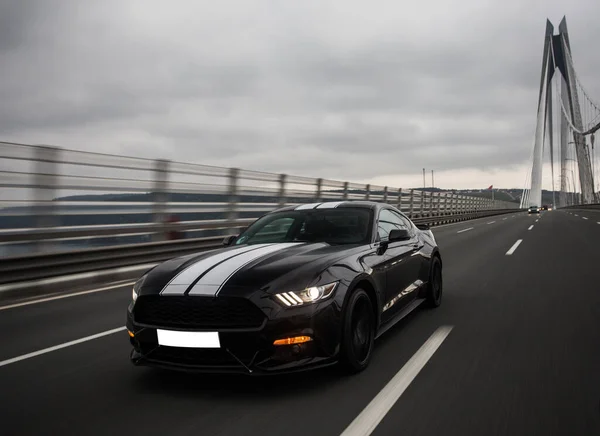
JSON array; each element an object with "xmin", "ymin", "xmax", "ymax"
[{"xmin": 126, "ymin": 294, "xmax": 344, "ymax": 375}]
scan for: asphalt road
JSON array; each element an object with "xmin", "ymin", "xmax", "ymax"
[{"xmin": 1, "ymin": 210, "xmax": 599, "ymax": 436}]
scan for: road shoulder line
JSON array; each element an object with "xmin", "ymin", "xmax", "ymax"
[
  {"xmin": 340, "ymin": 326, "xmax": 453, "ymax": 436},
  {"xmin": 0, "ymin": 327, "xmax": 126, "ymax": 368}
]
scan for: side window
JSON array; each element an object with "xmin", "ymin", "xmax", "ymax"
[
  {"xmin": 394, "ymin": 211, "xmax": 413, "ymax": 230},
  {"xmin": 377, "ymin": 209, "xmax": 412, "ymax": 241}
]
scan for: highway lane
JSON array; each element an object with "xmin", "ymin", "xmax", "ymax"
[
  {"xmin": 563, "ymin": 208, "xmax": 600, "ymax": 224},
  {"xmin": 373, "ymin": 209, "xmax": 600, "ymax": 436},
  {"xmin": 2, "ymin": 210, "xmax": 599, "ymax": 435},
  {"xmin": 0, "ymin": 281, "xmax": 135, "ymax": 361},
  {"xmin": 0, "ymin": 212, "xmax": 528, "ymax": 361}
]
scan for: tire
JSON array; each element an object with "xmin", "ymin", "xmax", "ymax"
[
  {"xmin": 339, "ymin": 288, "xmax": 375, "ymax": 374},
  {"xmin": 425, "ymin": 255, "xmax": 443, "ymax": 308}
]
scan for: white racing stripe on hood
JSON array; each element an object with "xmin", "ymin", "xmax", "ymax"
[
  {"xmin": 316, "ymin": 201, "xmax": 344, "ymax": 209},
  {"xmin": 188, "ymin": 242, "xmax": 303, "ymax": 296},
  {"xmin": 160, "ymin": 244, "xmax": 273, "ymax": 295},
  {"xmin": 295, "ymin": 202, "xmax": 322, "ymax": 210}
]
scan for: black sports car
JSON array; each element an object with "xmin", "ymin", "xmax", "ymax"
[{"xmin": 127, "ymin": 201, "xmax": 443, "ymax": 375}]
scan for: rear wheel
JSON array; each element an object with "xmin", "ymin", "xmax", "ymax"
[
  {"xmin": 339, "ymin": 289, "xmax": 375, "ymax": 373},
  {"xmin": 425, "ymin": 256, "xmax": 443, "ymax": 308}
]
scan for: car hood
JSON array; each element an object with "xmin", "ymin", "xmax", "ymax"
[{"xmin": 138, "ymin": 242, "xmax": 365, "ymax": 298}]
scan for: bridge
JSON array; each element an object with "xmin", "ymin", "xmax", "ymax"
[
  {"xmin": 520, "ymin": 17, "xmax": 600, "ymax": 208},
  {"xmin": 1, "ymin": 17, "xmax": 600, "ymax": 436}
]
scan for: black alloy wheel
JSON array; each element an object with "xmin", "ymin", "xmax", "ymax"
[
  {"xmin": 425, "ymin": 256, "xmax": 443, "ymax": 308},
  {"xmin": 340, "ymin": 288, "xmax": 375, "ymax": 373}
]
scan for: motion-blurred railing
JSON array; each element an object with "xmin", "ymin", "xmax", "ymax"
[{"xmin": 0, "ymin": 141, "xmax": 522, "ymax": 284}]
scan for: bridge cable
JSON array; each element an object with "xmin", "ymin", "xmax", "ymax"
[{"xmin": 558, "ymin": 38, "xmax": 600, "ymax": 135}]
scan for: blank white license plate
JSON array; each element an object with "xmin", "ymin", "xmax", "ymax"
[{"xmin": 156, "ymin": 330, "xmax": 220, "ymax": 348}]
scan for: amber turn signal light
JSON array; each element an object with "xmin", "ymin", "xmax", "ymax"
[
  {"xmin": 127, "ymin": 330, "xmax": 135, "ymax": 338},
  {"xmin": 273, "ymin": 336, "xmax": 312, "ymax": 346}
]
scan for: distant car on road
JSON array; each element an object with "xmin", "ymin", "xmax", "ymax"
[
  {"xmin": 528, "ymin": 206, "xmax": 540, "ymax": 214},
  {"xmin": 541, "ymin": 205, "xmax": 549, "ymax": 211},
  {"xmin": 126, "ymin": 201, "xmax": 443, "ymax": 375}
]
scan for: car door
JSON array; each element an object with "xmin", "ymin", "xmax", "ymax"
[{"xmin": 376, "ymin": 208, "xmax": 424, "ymax": 320}]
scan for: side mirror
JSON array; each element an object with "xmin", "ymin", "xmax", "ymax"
[
  {"xmin": 222, "ymin": 235, "xmax": 238, "ymax": 246},
  {"xmin": 415, "ymin": 223, "xmax": 430, "ymax": 231},
  {"xmin": 389, "ymin": 229, "xmax": 411, "ymax": 242}
]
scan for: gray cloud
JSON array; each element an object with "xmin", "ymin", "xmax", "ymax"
[{"xmin": 1, "ymin": 0, "xmax": 599, "ymax": 189}]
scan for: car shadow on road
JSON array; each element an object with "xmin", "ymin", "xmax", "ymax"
[
  {"xmin": 133, "ymin": 363, "xmax": 346, "ymax": 397},
  {"xmin": 129, "ymin": 306, "xmax": 432, "ymax": 401}
]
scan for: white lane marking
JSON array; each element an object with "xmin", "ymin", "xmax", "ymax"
[
  {"xmin": 528, "ymin": 225, "xmax": 534, "ymax": 230},
  {"xmin": 506, "ymin": 239, "xmax": 523, "ymax": 255},
  {"xmin": 340, "ymin": 326, "xmax": 453, "ymax": 436},
  {"xmin": 431, "ymin": 214, "xmax": 518, "ymax": 230},
  {"xmin": 575, "ymin": 214, "xmax": 579, "ymax": 216},
  {"xmin": 0, "ymin": 326, "xmax": 126, "ymax": 368},
  {"xmin": 487, "ymin": 221, "xmax": 496, "ymax": 224},
  {"xmin": 503, "ymin": 218, "xmax": 507, "ymax": 220},
  {"xmin": 582, "ymin": 217, "xmax": 588, "ymax": 220},
  {"xmin": 512, "ymin": 215, "xmax": 516, "ymax": 218},
  {"xmin": 0, "ymin": 282, "xmax": 135, "ymax": 311},
  {"xmin": 597, "ymin": 222, "xmax": 600, "ymax": 225},
  {"xmin": 457, "ymin": 227, "xmax": 474, "ymax": 233}
]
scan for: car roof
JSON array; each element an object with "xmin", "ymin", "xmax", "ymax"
[{"xmin": 270, "ymin": 200, "xmax": 387, "ymax": 214}]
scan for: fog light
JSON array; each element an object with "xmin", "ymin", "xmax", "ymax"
[{"xmin": 273, "ymin": 336, "xmax": 312, "ymax": 346}]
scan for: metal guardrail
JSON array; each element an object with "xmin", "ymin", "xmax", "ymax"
[
  {"xmin": 558, "ymin": 203, "xmax": 600, "ymax": 210},
  {"xmin": 0, "ymin": 140, "xmax": 523, "ymax": 284},
  {"xmin": 0, "ymin": 208, "xmax": 523, "ymax": 285}
]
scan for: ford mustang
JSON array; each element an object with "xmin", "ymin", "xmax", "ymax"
[{"xmin": 126, "ymin": 200, "xmax": 443, "ymax": 375}]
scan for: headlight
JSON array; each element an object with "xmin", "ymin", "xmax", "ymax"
[
  {"xmin": 132, "ymin": 274, "xmax": 147, "ymax": 304},
  {"xmin": 274, "ymin": 282, "xmax": 338, "ymax": 307}
]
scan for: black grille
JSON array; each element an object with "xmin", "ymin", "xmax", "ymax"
[{"xmin": 133, "ymin": 295, "xmax": 266, "ymax": 329}]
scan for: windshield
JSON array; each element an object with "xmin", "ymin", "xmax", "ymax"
[{"xmin": 234, "ymin": 207, "xmax": 373, "ymax": 246}]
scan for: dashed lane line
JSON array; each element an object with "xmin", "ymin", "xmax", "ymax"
[
  {"xmin": 457, "ymin": 227, "xmax": 474, "ymax": 233},
  {"xmin": 340, "ymin": 326, "xmax": 454, "ymax": 436},
  {"xmin": 506, "ymin": 239, "xmax": 523, "ymax": 255},
  {"xmin": 528, "ymin": 225, "xmax": 534, "ymax": 230}
]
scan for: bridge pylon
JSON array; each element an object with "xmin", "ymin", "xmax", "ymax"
[{"xmin": 529, "ymin": 17, "xmax": 596, "ymax": 207}]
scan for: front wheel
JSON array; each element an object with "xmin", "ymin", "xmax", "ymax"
[
  {"xmin": 425, "ymin": 256, "xmax": 443, "ymax": 308},
  {"xmin": 339, "ymin": 289, "xmax": 375, "ymax": 374}
]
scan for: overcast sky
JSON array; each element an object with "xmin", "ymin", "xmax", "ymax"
[{"xmin": 1, "ymin": 0, "xmax": 599, "ymax": 191}]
